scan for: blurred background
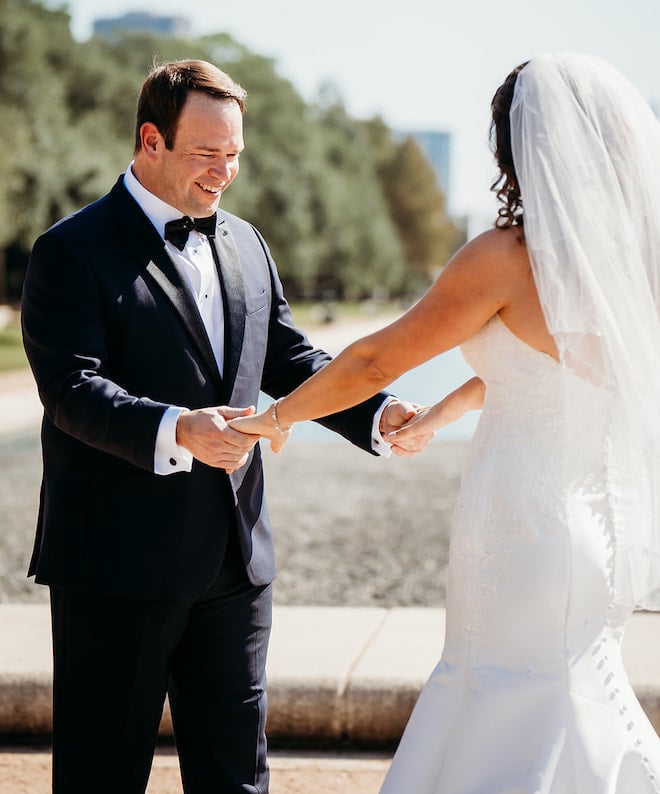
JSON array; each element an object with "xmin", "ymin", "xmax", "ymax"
[{"xmin": 1, "ymin": 0, "xmax": 658, "ymax": 609}]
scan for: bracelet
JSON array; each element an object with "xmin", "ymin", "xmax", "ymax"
[{"xmin": 271, "ymin": 400, "xmax": 293, "ymax": 436}]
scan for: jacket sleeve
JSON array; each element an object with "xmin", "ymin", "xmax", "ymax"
[{"xmin": 21, "ymin": 230, "xmax": 168, "ymax": 471}]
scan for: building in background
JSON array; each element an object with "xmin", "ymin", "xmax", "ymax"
[
  {"xmin": 93, "ymin": 12, "xmax": 191, "ymax": 38},
  {"xmin": 409, "ymin": 130, "xmax": 452, "ymax": 208}
]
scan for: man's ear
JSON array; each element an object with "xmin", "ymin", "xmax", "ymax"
[{"xmin": 139, "ymin": 122, "xmax": 162, "ymax": 160}]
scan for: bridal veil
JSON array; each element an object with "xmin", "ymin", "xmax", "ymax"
[{"xmin": 510, "ymin": 53, "xmax": 660, "ymax": 609}]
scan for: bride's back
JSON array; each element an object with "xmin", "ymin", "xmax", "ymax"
[{"xmin": 468, "ymin": 225, "xmax": 559, "ymax": 362}]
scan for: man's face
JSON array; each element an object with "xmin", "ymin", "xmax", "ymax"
[{"xmin": 150, "ymin": 92, "xmax": 244, "ymax": 218}]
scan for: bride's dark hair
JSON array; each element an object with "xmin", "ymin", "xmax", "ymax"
[{"xmin": 490, "ymin": 62, "xmax": 528, "ymax": 230}]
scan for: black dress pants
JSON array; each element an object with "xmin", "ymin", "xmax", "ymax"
[{"xmin": 49, "ymin": 533, "xmax": 272, "ymax": 794}]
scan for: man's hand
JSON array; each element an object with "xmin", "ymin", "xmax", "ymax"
[
  {"xmin": 229, "ymin": 406, "xmax": 292, "ymax": 454},
  {"xmin": 176, "ymin": 405, "xmax": 258, "ymax": 473},
  {"xmin": 386, "ymin": 378, "xmax": 485, "ymax": 452},
  {"xmin": 380, "ymin": 400, "xmax": 435, "ymax": 458}
]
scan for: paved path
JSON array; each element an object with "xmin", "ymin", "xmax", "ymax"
[{"xmin": 0, "ymin": 369, "xmax": 41, "ymax": 438}]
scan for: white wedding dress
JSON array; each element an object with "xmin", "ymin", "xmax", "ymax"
[{"xmin": 380, "ymin": 314, "xmax": 660, "ymax": 794}]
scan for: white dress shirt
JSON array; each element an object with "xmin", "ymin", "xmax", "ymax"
[{"xmin": 123, "ymin": 164, "xmax": 391, "ymax": 475}]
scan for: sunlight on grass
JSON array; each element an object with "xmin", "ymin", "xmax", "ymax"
[{"xmin": 0, "ymin": 324, "xmax": 28, "ymax": 373}]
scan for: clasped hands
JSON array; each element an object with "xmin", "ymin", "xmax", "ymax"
[
  {"xmin": 229, "ymin": 399, "xmax": 437, "ymax": 459},
  {"xmin": 176, "ymin": 405, "xmax": 258, "ymax": 474},
  {"xmin": 176, "ymin": 401, "xmax": 437, "ymax": 474}
]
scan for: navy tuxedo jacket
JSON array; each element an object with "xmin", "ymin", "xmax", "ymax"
[{"xmin": 22, "ymin": 177, "xmax": 386, "ymax": 600}]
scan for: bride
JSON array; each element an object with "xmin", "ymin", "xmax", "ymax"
[{"xmin": 232, "ymin": 54, "xmax": 660, "ymax": 792}]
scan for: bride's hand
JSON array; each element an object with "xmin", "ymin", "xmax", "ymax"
[
  {"xmin": 386, "ymin": 404, "xmax": 440, "ymax": 444},
  {"xmin": 388, "ymin": 377, "xmax": 485, "ymax": 443},
  {"xmin": 229, "ymin": 404, "xmax": 292, "ymax": 454}
]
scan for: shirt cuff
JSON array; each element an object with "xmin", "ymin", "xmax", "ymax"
[
  {"xmin": 371, "ymin": 396, "xmax": 395, "ymax": 457},
  {"xmin": 154, "ymin": 406, "xmax": 194, "ymax": 475}
]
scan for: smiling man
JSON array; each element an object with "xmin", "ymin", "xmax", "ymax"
[{"xmin": 20, "ymin": 60, "xmax": 430, "ymax": 794}]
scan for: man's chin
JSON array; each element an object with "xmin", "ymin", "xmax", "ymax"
[
  {"xmin": 198, "ymin": 196, "xmax": 222, "ymax": 216},
  {"xmin": 182, "ymin": 191, "xmax": 222, "ymax": 218}
]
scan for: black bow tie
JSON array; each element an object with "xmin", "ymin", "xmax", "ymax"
[{"xmin": 164, "ymin": 214, "xmax": 217, "ymax": 251}]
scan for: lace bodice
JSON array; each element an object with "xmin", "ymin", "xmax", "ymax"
[
  {"xmin": 461, "ymin": 314, "xmax": 612, "ymax": 461},
  {"xmin": 445, "ymin": 315, "xmax": 619, "ymax": 667}
]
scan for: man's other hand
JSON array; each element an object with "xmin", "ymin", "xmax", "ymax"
[
  {"xmin": 176, "ymin": 405, "xmax": 258, "ymax": 473},
  {"xmin": 379, "ymin": 400, "xmax": 434, "ymax": 458}
]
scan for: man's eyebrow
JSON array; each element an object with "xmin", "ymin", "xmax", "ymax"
[{"xmin": 190, "ymin": 143, "xmax": 245, "ymax": 152}]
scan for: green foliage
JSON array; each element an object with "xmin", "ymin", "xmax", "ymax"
[
  {"xmin": 0, "ymin": 1, "xmax": 461, "ymax": 303},
  {"xmin": 304, "ymin": 102, "xmax": 405, "ymax": 300},
  {"xmin": 0, "ymin": 322, "xmax": 28, "ymax": 372},
  {"xmin": 364, "ymin": 117, "xmax": 466, "ymax": 290}
]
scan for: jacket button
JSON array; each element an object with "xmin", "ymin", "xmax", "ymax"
[{"xmin": 169, "ymin": 458, "xmax": 177, "ymax": 466}]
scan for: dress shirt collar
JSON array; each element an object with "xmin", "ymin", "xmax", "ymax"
[{"xmin": 123, "ymin": 162, "xmax": 185, "ymax": 241}]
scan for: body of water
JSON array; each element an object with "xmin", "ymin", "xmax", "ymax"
[{"xmin": 258, "ymin": 346, "xmax": 480, "ymax": 443}]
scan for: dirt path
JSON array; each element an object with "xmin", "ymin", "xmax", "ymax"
[{"xmin": 0, "ymin": 747, "xmax": 391, "ymax": 794}]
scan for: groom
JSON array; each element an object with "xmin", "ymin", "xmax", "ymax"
[{"xmin": 21, "ymin": 59, "xmax": 430, "ymax": 793}]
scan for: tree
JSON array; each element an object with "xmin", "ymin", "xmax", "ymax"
[
  {"xmin": 0, "ymin": 2, "xmax": 456, "ymax": 303},
  {"xmin": 364, "ymin": 117, "xmax": 466, "ymax": 291},
  {"xmin": 0, "ymin": 0, "xmax": 72, "ymax": 298},
  {"xmin": 306, "ymin": 100, "xmax": 405, "ymax": 300}
]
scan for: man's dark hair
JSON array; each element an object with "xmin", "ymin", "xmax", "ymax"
[{"xmin": 134, "ymin": 59, "xmax": 247, "ymax": 152}]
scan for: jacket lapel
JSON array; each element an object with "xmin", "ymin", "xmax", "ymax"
[
  {"xmin": 144, "ymin": 255, "xmax": 223, "ymax": 390},
  {"xmin": 110, "ymin": 179, "xmax": 224, "ymax": 392},
  {"xmin": 213, "ymin": 217, "xmax": 246, "ymax": 398}
]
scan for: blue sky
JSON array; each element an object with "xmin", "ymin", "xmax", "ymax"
[{"xmin": 62, "ymin": 0, "xmax": 660, "ymax": 228}]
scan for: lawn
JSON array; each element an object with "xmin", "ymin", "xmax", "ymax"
[{"xmin": 0, "ymin": 322, "xmax": 28, "ymax": 373}]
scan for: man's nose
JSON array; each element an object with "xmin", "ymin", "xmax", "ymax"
[{"xmin": 208, "ymin": 158, "xmax": 233, "ymax": 182}]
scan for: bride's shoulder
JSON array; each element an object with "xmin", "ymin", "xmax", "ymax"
[
  {"xmin": 451, "ymin": 226, "xmax": 529, "ymax": 276},
  {"xmin": 467, "ymin": 225, "xmax": 526, "ymax": 255}
]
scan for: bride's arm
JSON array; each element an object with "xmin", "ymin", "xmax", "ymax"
[
  {"xmin": 387, "ymin": 377, "xmax": 485, "ymax": 444},
  {"xmin": 231, "ymin": 230, "xmax": 518, "ymax": 447}
]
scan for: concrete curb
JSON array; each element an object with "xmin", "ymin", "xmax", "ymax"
[{"xmin": 2, "ymin": 604, "xmax": 660, "ymax": 743}]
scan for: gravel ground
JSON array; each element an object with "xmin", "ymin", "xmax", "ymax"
[{"xmin": 0, "ymin": 429, "xmax": 468, "ymax": 606}]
